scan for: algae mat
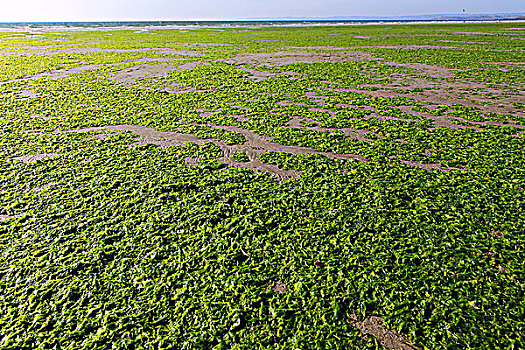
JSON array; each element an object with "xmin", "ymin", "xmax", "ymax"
[{"xmin": 0, "ymin": 23, "xmax": 524, "ymax": 349}]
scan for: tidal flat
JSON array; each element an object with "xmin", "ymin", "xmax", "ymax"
[{"xmin": 0, "ymin": 23, "xmax": 524, "ymax": 349}]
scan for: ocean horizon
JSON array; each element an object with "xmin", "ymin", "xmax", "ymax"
[{"xmin": 1, "ymin": 16, "xmax": 524, "ymax": 31}]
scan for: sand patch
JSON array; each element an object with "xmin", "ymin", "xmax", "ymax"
[
  {"xmin": 217, "ymin": 50, "xmax": 374, "ymax": 66},
  {"xmin": 177, "ymin": 61, "xmax": 209, "ymax": 71},
  {"xmin": 30, "ymin": 114, "xmax": 53, "ymax": 120},
  {"xmin": 1, "ymin": 58, "xmax": 185, "ymax": 82},
  {"xmin": 56, "ymin": 125, "xmax": 210, "ymax": 147},
  {"xmin": 269, "ymin": 281, "xmax": 287, "ymax": 293},
  {"xmin": 184, "ymin": 157, "xmax": 202, "ymax": 167},
  {"xmin": 0, "ymin": 214, "xmax": 23, "ymax": 221},
  {"xmin": 209, "ymin": 124, "xmax": 369, "ymax": 162},
  {"xmin": 391, "ymin": 156, "xmax": 471, "ymax": 172},
  {"xmin": 57, "ymin": 123, "xmax": 367, "ymax": 180},
  {"xmin": 277, "ymin": 100, "xmax": 307, "ymax": 106},
  {"xmin": 237, "ymin": 67, "xmax": 276, "ymax": 81},
  {"xmin": 438, "ymin": 40, "xmax": 488, "ymax": 44},
  {"xmin": 283, "ymin": 118, "xmax": 377, "ymax": 143},
  {"xmin": 328, "ymin": 84, "xmax": 523, "ymax": 119},
  {"xmin": 0, "ymin": 47, "xmax": 205, "ymax": 57},
  {"xmin": 31, "ymin": 182, "xmax": 55, "ymax": 192},
  {"xmin": 163, "ymin": 86, "xmax": 209, "ymax": 94},
  {"xmin": 109, "ymin": 61, "xmax": 204, "ymax": 84},
  {"xmin": 13, "ymin": 153, "xmax": 64, "ymax": 163},
  {"xmin": 166, "ymin": 42, "xmax": 232, "ymax": 47},
  {"xmin": 351, "ymin": 314, "xmax": 419, "ymax": 350},
  {"xmin": 18, "ymin": 90, "xmax": 39, "ymax": 98}
]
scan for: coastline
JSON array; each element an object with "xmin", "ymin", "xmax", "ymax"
[{"xmin": 0, "ymin": 19, "xmax": 524, "ymax": 32}]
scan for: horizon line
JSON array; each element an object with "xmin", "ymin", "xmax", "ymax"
[{"xmin": 1, "ymin": 12, "xmax": 524, "ymax": 24}]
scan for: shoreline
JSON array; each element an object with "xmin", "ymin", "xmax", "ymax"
[{"xmin": 0, "ymin": 19, "xmax": 524, "ymax": 32}]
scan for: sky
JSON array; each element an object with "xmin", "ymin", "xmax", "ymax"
[{"xmin": 0, "ymin": 0, "xmax": 524, "ymax": 22}]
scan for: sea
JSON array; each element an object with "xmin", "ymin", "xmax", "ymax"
[{"xmin": 0, "ymin": 19, "xmax": 522, "ymax": 32}]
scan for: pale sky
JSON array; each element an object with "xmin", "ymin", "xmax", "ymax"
[{"xmin": 0, "ymin": 0, "xmax": 523, "ymax": 22}]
